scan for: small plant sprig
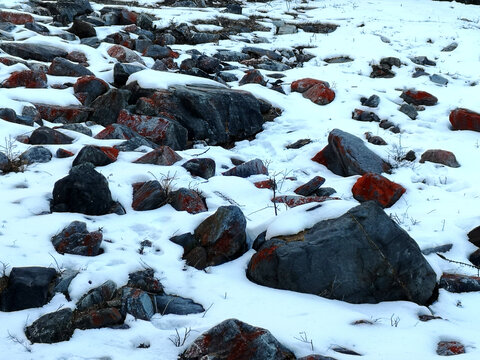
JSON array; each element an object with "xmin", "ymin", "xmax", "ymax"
[{"xmin": 169, "ymin": 327, "xmax": 192, "ymax": 347}]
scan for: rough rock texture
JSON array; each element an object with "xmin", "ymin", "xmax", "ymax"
[
  {"xmin": 73, "ymin": 76, "xmax": 109, "ymax": 106},
  {"xmin": 51, "ymin": 163, "xmax": 117, "ymax": 215},
  {"xmin": 294, "ymin": 176, "xmax": 326, "ymax": 196},
  {"xmin": 127, "ymin": 269, "xmax": 164, "ymax": 294},
  {"xmin": 182, "ymin": 158, "xmax": 216, "ymax": 179},
  {"xmin": 419, "ymin": 149, "xmax": 460, "ymax": 168},
  {"xmin": 436, "ymin": 341, "xmax": 465, "ymax": 356},
  {"xmin": 449, "ymin": 108, "xmax": 480, "ymax": 132},
  {"xmin": 72, "ymin": 145, "xmax": 119, "ymax": 167},
  {"xmin": 400, "ymin": 90, "xmax": 438, "ymax": 106},
  {"xmin": 51, "ymin": 221, "xmax": 103, "ymax": 256},
  {"xmin": 48, "ymin": 57, "xmax": 94, "ymax": 77},
  {"xmin": 272, "ymin": 195, "xmax": 337, "ymax": 208},
  {"xmin": 1, "ymin": 69, "xmax": 47, "ymax": 88},
  {"xmin": 29, "ymin": 127, "xmax": 73, "ymax": 145},
  {"xmin": 35, "ymin": 104, "xmax": 91, "ymax": 124},
  {"xmin": 76, "ymin": 280, "xmax": 117, "ymax": 311},
  {"xmin": 25, "ymin": 308, "xmax": 74, "ymax": 343},
  {"xmin": 153, "ymin": 294, "xmax": 204, "ymax": 315},
  {"xmin": 20, "ymin": 146, "xmax": 53, "ymax": 164},
  {"xmin": 131, "ymin": 180, "xmax": 167, "ymax": 211},
  {"xmin": 88, "ymin": 89, "xmax": 131, "ymax": 126},
  {"xmin": 222, "ymin": 159, "xmax": 268, "ymax": 178},
  {"xmin": 247, "ymin": 201, "xmax": 437, "ymax": 305},
  {"xmin": 180, "ymin": 318, "xmax": 296, "ymax": 360},
  {"xmin": 439, "ymin": 273, "xmax": 480, "ymax": 293},
  {"xmin": 133, "ymin": 146, "xmax": 182, "ymax": 165},
  {"xmin": 312, "ymin": 129, "xmax": 391, "ymax": 176},
  {"xmin": 0, "ymin": 267, "xmax": 57, "ymax": 311},
  {"xmin": 0, "ymin": 10, "xmax": 34, "ymax": 24},
  {"xmin": 169, "ymin": 188, "xmax": 207, "ymax": 214},
  {"xmin": 291, "ymin": 78, "xmax": 335, "ymax": 105},
  {"xmin": 74, "ymin": 308, "xmax": 123, "ymax": 329},
  {"xmin": 107, "ymin": 45, "xmax": 145, "ymax": 64},
  {"xmin": 117, "ymin": 110, "xmax": 187, "ymax": 150},
  {"xmin": 0, "ymin": 43, "xmax": 68, "ymax": 62},
  {"xmin": 352, "ymin": 173, "xmax": 406, "ymax": 208},
  {"xmin": 121, "ymin": 287, "xmax": 154, "ymax": 320},
  {"xmin": 136, "ymin": 86, "xmax": 265, "ymax": 146}
]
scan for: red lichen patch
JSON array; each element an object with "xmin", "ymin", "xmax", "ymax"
[
  {"xmin": 0, "ymin": 10, "xmax": 34, "ymax": 24},
  {"xmin": 239, "ymin": 69, "xmax": 266, "ymax": 86},
  {"xmin": 303, "ymin": 83, "xmax": 335, "ymax": 105},
  {"xmin": 449, "ymin": 108, "xmax": 480, "ymax": 132},
  {"xmin": 419, "ymin": 149, "xmax": 460, "ymax": 168},
  {"xmin": 352, "ymin": 173, "xmax": 405, "ymax": 208},
  {"xmin": 120, "ymin": 9, "xmax": 138, "ymax": 24},
  {"xmin": 400, "ymin": 89, "xmax": 438, "ymax": 106},
  {"xmin": 107, "ymin": 45, "xmax": 144, "ymax": 64},
  {"xmin": 311, "ymin": 147, "xmax": 329, "ymax": 166},
  {"xmin": 123, "ymin": 24, "xmax": 138, "ymax": 33},
  {"xmin": 35, "ymin": 104, "xmax": 91, "ymax": 123},
  {"xmin": 436, "ymin": 341, "xmax": 465, "ymax": 356},
  {"xmin": 273, "ymin": 195, "xmax": 338, "ymax": 208},
  {"xmin": 0, "ymin": 57, "xmax": 24, "ymax": 66},
  {"xmin": 67, "ymin": 51, "xmax": 88, "ymax": 64},
  {"xmin": 133, "ymin": 146, "xmax": 182, "ymax": 165},
  {"xmin": 98, "ymin": 146, "xmax": 119, "ymax": 161},
  {"xmin": 254, "ymin": 179, "xmax": 276, "ymax": 189},
  {"xmin": 56, "ymin": 148, "xmax": 75, "ymax": 158},
  {"xmin": 117, "ymin": 110, "xmax": 169, "ymax": 144},
  {"xmin": 170, "ymin": 189, "xmax": 207, "ymax": 214},
  {"xmin": 249, "ymin": 244, "xmax": 279, "ymax": 271},
  {"xmin": 291, "ymin": 78, "xmax": 329, "ymax": 93},
  {"xmin": 1, "ymin": 70, "xmax": 47, "ymax": 88}
]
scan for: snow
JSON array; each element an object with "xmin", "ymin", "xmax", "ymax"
[{"xmin": 1, "ymin": 0, "xmax": 480, "ymax": 359}]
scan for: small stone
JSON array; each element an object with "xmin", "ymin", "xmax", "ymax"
[
  {"xmin": 72, "ymin": 145, "xmax": 119, "ymax": 167},
  {"xmin": 133, "ymin": 146, "xmax": 182, "ymax": 165},
  {"xmin": 153, "ymin": 294, "xmax": 204, "ymax": 315},
  {"xmin": 222, "ymin": 158, "xmax": 268, "ymax": 178},
  {"xmin": 20, "ymin": 146, "xmax": 52, "ymax": 164},
  {"xmin": 420, "ymin": 149, "xmax": 460, "ymax": 168},
  {"xmin": 182, "ymin": 158, "xmax": 216, "ymax": 179},
  {"xmin": 25, "ymin": 308, "xmax": 74, "ymax": 344},
  {"xmin": 132, "ymin": 181, "xmax": 167, "ymax": 211},
  {"xmin": 441, "ymin": 42, "xmax": 458, "ymax": 52},
  {"xmin": 169, "ymin": 188, "xmax": 207, "ymax": 214},
  {"xmin": 436, "ymin": 341, "xmax": 465, "ymax": 356},
  {"xmin": 399, "ymin": 104, "xmax": 418, "ymax": 120},
  {"xmin": 430, "ymin": 74, "xmax": 448, "ymax": 86},
  {"xmin": 121, "ymin": 287, "xmax": 154, "ymax": 320},
  {"xmin": 400, "ymin": 90, "xmax": 438, "ymax": 106},
  {"xmin": 360, "ymin": 94, "xmax": 380, "ymax": 107},
  {"xmin": 294, "ymin": 176, "xmax": 326, "ymax": 196},
  {"xmin": 410, "ymin": 56, "xmax": 436, "ymax": 66},
  {"xmin": 239, "ymin": 69, "xmax": 266, "ymax": 86},
  {"xmin": 51, "ymin": 221, "xmax": 103, "ymax": 256},
  {"xmin": 352, "ymin": 173, "xmax": 406, "ymax": 208},
  {"xmin": 76, "ymin": 280, "xmax": 117, "ymax": 311},
  {"xmin": 440, "ymin": 273, "xmax": 480, "ymax": 293}
]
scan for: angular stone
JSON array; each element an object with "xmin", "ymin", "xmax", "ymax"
[
  {"xmin": 107, "ymin": 45, "xmax": 145, "ymax": 64},
  {"xmin": 410, "ymin": 56, "xmax": 436, "ymax": 66},
  {"xmin": 0, "ymin": 43, "xmax": 68, "ymax": 62},
  {"xmin": 25, "ymin": 308, "xmax": 74, "ymax": 343},
  {"xmin": 242, "ymin": 47, "xmax": 282, "ymax": 62},
  {"xmin": 247, "ymin": 201, "xmax": 437, "ymax": 305},
  {"xmin": 360, "ymin": 94, "xmax": 380, "ymax": 108},
  {"xmin": 400, "ymin": 90, "xmax": 438, "ymax": 106},
  {"xmin": 399, "ymin": 103, "xmax": 418, "ymax": 120},
  {"xmin": 182, "ymin": 158, "xmax": 216, "ymax": 179},
  {"xmin": 294, "ymin": 176, "xmax": 326, "ymax": 196},
  {"xmin": 370, "ymin": 64, "xmax": 395, "ymax": 78},
  {"xmin": 143, "ymin": 45, "xmax": 178, "ymax": 60},
  {"xmin": 449, "ymin": 108, "xmax": 480, "ymax": 132},
  {"xmin": 352, "ymin": 109, "xmax": 380, "ymax": 122},
  {"xmin": 74, "ymin": 308, "xmax": 123, "ymax": 329},
  {"xmin": 154, "ymin": 294, "xmax": 204, "ymax": 315},
  {"xmin": 468, "ymin": 226, "xmax": 480, "ymax": 247},
  {"xmin": 352, "ymin": 173, "xmax": 406, "ymax": 208},
  {"xmin": 45, "ymin": 0, "xmax": 93, "ymax": 25},
  {"xmin": 20, "ymin": 146, "xmax": 53, "ymax": 164},
  {"xmin": 420, "ymin": 149, "xmax": 460, "ymax": 168},
  {"xmin": 51, "ymin": 221, "xmax": 103, "ymax": 256},
  {"xmin": 1, "ymin": 267, "xmax": 57, "ymax": 311},
  {"xmin": 48, "ymin": 57, "xmax": 94, "ymax": 77},
  {"xmin": 73, "ymin": 76, "xmax": 109, "ymax": 106},
  {"xmin": 312, "ymin": 129, "xmax": 391, "ymax": 176},
  {"xmin": 1, "ymin": 70, "xmax": 47, "ymax": 88},
  {"xmin": 291, "ymin": 78, "xmax": 330, "ymax": 93},
  {"xmin": 0, "ymin": 10, "xmax": 34, "ymax": 24},
  {"xmin": 440, "ymin": 273, "xmax": 480, "ymax": 293},
  {"xmin": 35, "ymin": 104, "xmax": 92, "ymax": 124},
  {"xmin": 51, "ymin": 163, "xmax": 117, "ymax": 215},
  {"xmin": 222, "ymin": 159, "xmax": 268, "ymax": 178},
  {"xmin": 132, "ymin": 180, "xmax": 167, "ymax": 211},
  {"xmin": 133, "ymin": 146, "xmax": 182, "ymax": 165},
  {"xmin": 170, "ymin": 233, "xmax": 198, "ymax": 255},
  {"xmin": 76, "ymin": 280, "xmax": 117, "ymax": 311},
  {"xmin": 29, "ymin": 127, "xmax": 73, "ymax": 145},
  {"xmin": 180, "ymin": 319, "xmax": 295, "ymax": 360},
  {"xmin": 113, "ymin": 62, "xmax": 144, "ymax": 87},
  {"xmin": 117, "ymin": 110, "xmax": 187, "ymax": 150},
  {"xmin": 54, "ymin": 123, "xmax": 92, "ymax": 137},
  {"xmin": 170, "ymin": 188, "xmax": 207, "ymax": 214},
  {"xmin": 68, "ymin": 19, "xmax": 96, "ymax": 38},
  {"xmin": 121, "ymin": 287, "xmax": 154, "ymax": 320},
  {"xmin": 72, "ymin": 145, "xmax": 119, "ymax": 167},
  {"xmin": 89, "ymin": 89, "xmax": 131, "ymax": 126},
  {"xmin": 303, "ymin": 84, "xmax": 335, "ymax": 105},
  {"xmin": 127, "ymin": 269, "xmax": 164, "ymax": 294},
  {"xmin": 95, "ymin": 123, "xmax": 142, "ymax": 140},
  {"xmin": 239, "ymin": 69, "xmax": 266, "ymax": 86},
  {"xmin": 430, "ymin": 74, "xmax": 448, "ymax": 86}
]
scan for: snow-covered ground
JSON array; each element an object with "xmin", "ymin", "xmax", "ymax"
[{"xmin": 1, "ymin": 0, "xmax": 480, "ymax": 358}]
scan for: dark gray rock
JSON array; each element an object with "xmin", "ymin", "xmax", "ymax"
[
  {"xmin": 170, "ymin": 233, "xmax": 198, "ymax": 254},
  {"xmin": 29, "ymin": 127, "xmax": 73, "ymax": 145},
  {"xmin": 421, "ymin": 244, "xmax": 453, "ymax": 255},
  {"xmin": 440, "ymin": 273, "xmax": 480, "ymax": 293},
  {"xmin": 222, "ymin": 159, "xmax": 268, "ymax": 178},
  {"xmin": 247, "ymin": 201, "xmax": 437, "ymax": 305},
  {"xmin": 68, "ymin": 19, "xmax": 96, "ymax": 38},
  {"xmin": 127, "ymin": 269, "xmax": 164, "ymax": 294},
  {"xmin": 214, "ymin": 50, "xmax": 249, "ymax": 62},
  {"xmin": 190, "ymin": 32, "xmax": 220, "ymax": 44},
  {"xmin": 54, "ymin": 269, "xmax": 79, "ymax": 298},
  {"xmin": 25, "ymin": 308, "xmax": 74, "ymax": 343},
  {"xmin": 144, "ymin": 45, "xmax": 175, "ymax": 60},
  {"xmin": 0, "ymin": 43, "xmax": 68, "ymax": 62},
  {"xmin": 430, "ymin": 74, "xmax": 448, "ymax": 86},
  {"xmin": 51, "ymin": 163, "xmax": 117, "ymax": 215},
  {"xmin": 441, "ymin": 42, "xmax": 458, "ymax": 52},
  {"xmin": 114, "ymin": 136, "xmax": 157, "ymax": 152},
  {"xmin": 242, "ymin": 47, "xmax": 282, "ymax": 62},
  {"xmin": 46, "ymin": 0, "xmax": 93, "ymax": 25},
  {"xmin": 88, "ymin": 89, "xmax": 131, "ymax": 126},
  {"xmin": 0, "ymin": 152, "xmax": 9, "ymax": 172},
  {"xmin": 169, "ymin": 188, "xmax": 207, "ymax": 214},
  {"xmin": 294, "ymin": 176, "xmax": 326, "ymax": 196},
  {"xmin": 121, "ymin": 287, "xmax": 154, "ymax": 320},
  {"xmin": 256, "ymin": 60, "xmax": 291, "ymax": 72},
  {"xmin": 180, "ymin": 318, "xmax": 295, "ymax": 360},
  {"xmin": 315, "ymin": 187, "xmax": 337, "ymax": 197},
  {"xmin": 182, "ymin": 158, "xmax": 216, "ymax": 179},
  {"xmin": 20, "ymin": 146, "xmax": 52, "ymax": 164},
  {"xmin": 131, "ymin": 180, "xmax": 167, "ymax": 211},
  {"xmin": 48, "ymin": 57, "xmax": 94, "ymax": 77},
  {"xmin": 380, "ymin": 57, "xmax": 401, "ymax": 68},
  {"xmin": 154, "ymin": 294, "xmax": 204, "ymax": 315},
  {"xmin": 410, "ymin": 56, "xmax": 436, "ymax": 66},
  {"xmin": 25, "ymin": 22, "xmax": 49, "ymax": 35},
  {"xmin": 76, "ymin": 280, "xmax": 117, "ymax": 311},
  {"xmin": 311, "ymin": 129, "xmax": 391, "ymax": 176},
  {"xmin": 360, "ymin": 94, "xmax": 380, "ymax": 108},
  {"xmin": 72, "ymin": 145, "xmax": 118, "ymax": 167},
  {"xmin": 1, "ymin": 267, "xmax": 57, "ymax": 311},
  {"xmin": 56, "ymin": 123, "xmax": 92, "ymax": 136},
  {"xmin": 51, "ymin": 221, "xmax": 103, "ymax": 256},
  {"xmin": 399, "ymin": 103, "xmax": 418, "ymax": 120},
  {"xmin": 73, "ymin": 75, "xmax": 109, "ymax": 106},
  {"xmin": 113, "ymin": 63, "xmax": 144, "ymax": 87}
]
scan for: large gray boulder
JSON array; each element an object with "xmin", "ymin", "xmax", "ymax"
[{"xmin": 247, "ymin": 201, "xmax": 437, "ymax": 305}]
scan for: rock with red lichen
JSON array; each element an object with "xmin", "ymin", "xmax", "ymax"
[
  {"xmin": 436, "ymin": 341, "xmax": 465, "ymax": 356},
  {"xmin": 273, "ymin": 195, "xmax": 337, "ymax": 208},
  {"xmin": 51, "ymin": 221, "xmax": 103, "ymax": 256},
  {"xmin": 312, "ymin": 128, "xmax": 391, "ymax": 176},
  {"xmin": 73, "ymin": 75, "xmax": 109, "ymax": 105},
  {"xmin": 400, "ymin": 89, "xmax": 438, "ymax": 106},
  {"xmin": 254, "ymin": 179, "xmax": 276, "ymax": 189},
  {"xmin": 72, "ymin": 145, "xmax": 119, "ymax": 167},
  {"xmin": 117, "ymin": 110, "xmax": 188, "ymax": 150},
  {"xmin": 88, "ymin": 89, "xmax": 131, "ymax": 126},
  {"xmin": 182, "ymin": 158, "xmax": 216, "ymax": 179},
  {"xmin": 73, "ymin": 308, "xmax": 123, "ymax": 330},
  {"xmin": 420, "ymin": 149, "xmax": 460, "ymax": 168},
  {"xmin": 131, "ymin": 180, "xmax": 167, "ymax": 211},
  {"xmin": 120, "ymin": 287, "xmax": 154, "ymax": 320},
  {"xmin": 1, "ymin": 70, "xmax": 47, "ymax": 88},
  {"xmin": 180, "ymin": 318, "xmax": 296, "ymax": 360},
  {"xmin": 107, "ymin": 45, "xmax": 145, "ymax": 65},
  {"xmin": 239, "ymin": 69, "xmax": 266, "ymax": 86},
  {"xmin": 449, "ymin": 108, "xmax": 480, "ymax": 132},
  {"xmin": 169, "ymin": 188, "xmax": 207, "ymax": 214},
  {"xmin": 291, "ymin": 78, "xmax": 330, "ymax": 93},
  {"xmin": 247, "ymin": 201, "xmax": 437, "ymax": 304},
  {"xmin": 303, "ymin": 83, "xmax": 335, "ymax": 105},
  {"xmin": 56, "ymin": 148, "xmax": 75, "ymax": 158},
  {"xmin": 35, "ymin": 104, "xmax": 91, "ymax": 124},
  {"xmin": 0, "ymin": 10, "xmax": 34, "ymax": 24},
  {"xmin": 294, "ymin": 176, "xmax": 326, "ymax": 196},
  {"xmin": 29, "ymin": 126, "xmax": 73, "ymax": 145},
  {"xmin": 352, "ymin": 173, "xmax": 406, "ymax": 208},
  {"xmin": 25, "ymin": 308, "xmax": 74, "ymax": 344},
  {"xmin": 48, "ymin": 57, "xmax": 93, "ymax": 77},
  {"xmin": 439, "ymin": 273, "xmax": 480, "ymax": 293},
  {"xmin": 133, "ymin": 146, "xmax": 182, "ymax": 165}
]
